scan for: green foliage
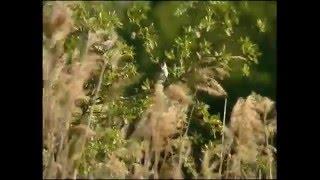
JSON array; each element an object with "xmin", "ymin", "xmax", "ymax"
[
  {"xmin": 257, "ymin": 18, "xmax": 267, "ymax": 33},
  {"xmin": 72, "ymin": 3, "xmax": 123, "ymax": 31},
  {"xmin": 174, "ymin": 2, "xmax": 196, "ymax": 17},
  {"xmin": 240, "ymin": 36, "xmax": 261, "ymax": 63},
  {"xmin": 202, "ymin": 111, "xmax": 223, "ymax": 138},
  {"xmin": 127, "ymin": 2, "xmax": 151, "ymax": 26},
  {"xmin": 127, "ymin": 2, "xmax": 159, "ymax": 63}
]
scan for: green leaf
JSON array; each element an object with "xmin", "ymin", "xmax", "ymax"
[
  {"xmin": 257, "ymin": 18, "xmax": 267, "ymax": 33},
  {"xmin": 165, "ymin": 49, "xmax": 175, "ymax": 60},
  {"xmin": 242, "ymin": 63, "xmax": 250, "ymax": 77},
  {"xmin": 141, "ymin": 78, "xmax": 151, "ymax": 91},
  {"xmin": 174, "ymin": 2, "xmax": 195, "ymax": 16}
]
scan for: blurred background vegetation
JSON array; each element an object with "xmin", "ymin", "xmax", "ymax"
[{"xmin": 109, "ymin": 1, "xmax": 276, "ymax": 121}]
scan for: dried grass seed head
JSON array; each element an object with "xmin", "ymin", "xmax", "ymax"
[
  {"xmin": 165, "ymin": 83, "xmax": 192, "ymax": 106},
  {"xmin": 229, "ymin": 95, "xmax": 265, "ymax": 163},
  {"xmin": 44, "ymin": 2, "xmax": 73, "ymax": 44},
  {"xmin": 69, "ymin": 124, "xmax": 96, "ymax": 138},
  {"xmin": 105, "ymin": 154, "xmax": 129, "ymax": 178},
  {"xmin": 195, "ymin": 68, "xmax": 227, "ymax": 97},
  {"xmin": 159, "ymin": 161, "xmax": 184, "ymax": 179}
]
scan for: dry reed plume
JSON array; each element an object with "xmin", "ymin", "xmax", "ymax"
[
  {"xmin": 130, "ymin": 82, "xmax": 191, "ymax": 178},
  {"xmin": 43, "ymin": 2, "xmax": 108, "ymax": 178},
  {"xmin": 226, "ymin": 92, "xmax": 276, "ymax": 179}
]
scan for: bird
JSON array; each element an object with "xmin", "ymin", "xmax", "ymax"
[{"xmin": 159, "ymin": 62, "xmax": 168, "ymax": 84}]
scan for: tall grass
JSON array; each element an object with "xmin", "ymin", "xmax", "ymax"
[{"xmin": 43, "ymin": 1, "xmax": 276, "ymax": 179}]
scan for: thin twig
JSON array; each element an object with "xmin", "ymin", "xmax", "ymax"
[
  {"xmin": 230, "ymin": 55, "xmax": 247, "ymax": 61},
  {"xmin": 225, "ymin": 153, "xmax": 230, "ymax": 179},
  {"xmin": 153, "ymin": 150, "xmax": 159, "ymax": 179},
  {"xmin": 143, "ymin": 139, "xmax": 151, "ymax": 175},
  {"xmin": 219, "ymin": 97, "xmax": 227, "ymax": 177},
  {"xmin": 87, "ymin": 62, "xmax": 108, "ymax": 128},
  {"xmin": 159, "ymin": 143, "xmax": 171, "ymax": 174},
  {"xmin": 73, "ymin": 169, "xmax": 78, "ymax": 180},
  {"xmin": 178, "ymin": 90, "xmax": 197, "ymax": 167},
  {"xmin": 263, "ymin": 110, "xmax": 273, "ymax": 179},
  {"xmin": 184, "ymin": 89, "xmax": 198, "ymax": 136},
  {"xmin": 258, "ymin": 168, "xmax": 262, "ymax": 179}
]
